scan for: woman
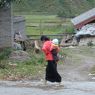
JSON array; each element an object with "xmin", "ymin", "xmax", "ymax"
[{"xmin": 40, "ymin": 35, "xmax": 61, "ymax": 85}]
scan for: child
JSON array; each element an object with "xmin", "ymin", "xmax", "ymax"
[{"xmin": 50, "ymin": 39, "xmax": 60, "ymax": 63}]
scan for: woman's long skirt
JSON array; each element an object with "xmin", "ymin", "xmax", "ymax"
[{"xmin": 45, "ymin": 60, "xmax": 61, "ymax": 82}]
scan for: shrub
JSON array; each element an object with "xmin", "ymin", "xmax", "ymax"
[
  {"xmin": 87, "ymin": 41, "xmax": 93, "ymax": 46},
  {"xmin": 0, "ymin": 48, "xmax": 12, "ymax": 60}
]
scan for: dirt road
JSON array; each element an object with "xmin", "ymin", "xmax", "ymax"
[{"xmin": 59, "ymin": 47, "xmax": 95, "ymax": 81}]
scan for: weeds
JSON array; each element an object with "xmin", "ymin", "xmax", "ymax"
[
  {"xmin": 0, "ymin": 49, "xmax": 46, "ymax": 80},
  {"xmin": 87, "ymin": 41, "xmax": 93, "ymax": 46},
  {"xmin": 0, "ymin": 48, "xmax": 12, "ymax": 61}
]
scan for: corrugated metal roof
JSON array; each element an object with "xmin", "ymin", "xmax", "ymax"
[{"xmin": 71, "ymin": 8, "xmax": 95, "ymax": 25}]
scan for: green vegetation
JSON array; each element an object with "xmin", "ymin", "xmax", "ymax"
[
  {"xmin": 62, "ymin": 46, "xmax": 95, "ymax": 58},
  {"xmin": 13, "ymin": 0, "xmax": 95, "ymax": 17},
  {"xmin": 0, "ymin": 46, "xmax": 95, "ymax": 80},
  {"xmin": 62, "ymin": 47, "xmax": 95, "ymax": 74},
  {"xmin": 23, "ymin": 15, "xmax": 74, "ymax": 35},
  {"xmin": 87, "ymin": 41, "xmax": 94, "ymax": 46},
  {"xmin": 0, "ymin": 48, "xmax": 12, "ymax": 61},
  {"xmin": 0, "ymin": 0, "xmax": 15, "ymax": 8},
  {"xmin": 0, "ymin": 49, "xmax": 45, "ymax": 80},
  {"xmin": 13, "ymin": 0, "xmax": 95, "ymax": 35},
  {"xmin": 91, "ymin": 66, "xmax": 95, "ymax": 74},
  {"xmin": 0, "ymin": 60, "xmax": 45, "ymax": 80},
  {"xmin": 0, "ymin": 47, "xmax": 65, "ymax": 80}
]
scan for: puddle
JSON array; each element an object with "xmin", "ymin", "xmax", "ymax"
[{"xmin": 0, "ymin": 81, "xmax": 95, "ymax": 95}]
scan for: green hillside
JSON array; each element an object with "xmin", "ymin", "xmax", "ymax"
[{"xmin": 13, "ymin": 0, "xmax": 95, "ymax": 17}]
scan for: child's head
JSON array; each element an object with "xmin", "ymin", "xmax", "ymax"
[{"xmin": 52, "ymin": 39, "xmax": 59, "ymax": 46}]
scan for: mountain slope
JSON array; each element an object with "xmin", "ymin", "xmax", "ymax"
[{"xmin": 13, "ymin": 0, "xmax": 95, "ymax": 17}]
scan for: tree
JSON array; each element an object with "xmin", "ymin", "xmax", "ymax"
[
  {"xmin": 0, "ymin": 0, "xmax": 11, "ymax": 8},
  {"xmin": 0, "ymin": 0, "xmax": 16, "ymax": 8}
]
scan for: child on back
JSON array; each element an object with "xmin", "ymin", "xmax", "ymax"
[{"xmin": 50, "ymin": 39, "xmax": 60, "ymax": 63}]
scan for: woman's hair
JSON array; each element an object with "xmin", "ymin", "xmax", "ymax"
[{"xmin": 40, "ymin": 35, "xmax": 50, "ymax": 41}]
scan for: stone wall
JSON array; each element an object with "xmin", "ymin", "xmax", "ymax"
[{"xmin": 79, "ymin": 36, "xmax": 95, "ymax": 46}]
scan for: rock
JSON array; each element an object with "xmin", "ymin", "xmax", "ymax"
[{"xmin": 9, "ymin": 50, "xmax": 31, "ymax": 62}]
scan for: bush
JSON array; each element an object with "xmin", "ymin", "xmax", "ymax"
[
  {"xmin": 0, "ymin": 48, "xmax": 12, "ymax": 61},
  {"xmin": 87, "ymin": 41, "xmax": 93, "ymax": 46}
]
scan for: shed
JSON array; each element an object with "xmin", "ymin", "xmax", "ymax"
[{"xmin": 71, "ymin": 8, "xmax": 95, "ymax": 30}]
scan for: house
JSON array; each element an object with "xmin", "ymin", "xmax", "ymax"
[
  {"xmin": 71, "ymin": 8, "xmax": 95, "ymax": 30},
  {"xmin": 70, "ymin": 8, "xmax": 95, "ymax": 46}
]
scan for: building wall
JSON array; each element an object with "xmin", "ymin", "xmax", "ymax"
[
  {"xmin": 13, "ymin": 16, "xmax": 26, "ymax": 41},
  {"xmin": 0, "ymin": 8, "xmax": 26, "ymax": 48},
  {"xmin": 79, "ymin": 37, "xmax": 95, "ymax": 46},
  {"xmin": 0, "ymin": 7, "xmax": 13, "ymax": 48}
]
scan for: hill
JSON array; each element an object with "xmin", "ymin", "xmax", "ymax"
[{"xmin": 13, "ymin": 0, "xmax": 95, "ymax": 17}]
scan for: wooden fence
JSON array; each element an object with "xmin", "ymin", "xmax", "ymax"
[{"xmin": 26, "ymin": 33, "xmax": 75, "ymax": 41}]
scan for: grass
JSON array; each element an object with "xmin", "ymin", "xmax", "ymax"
[
  {"xmin": 0, "ymin": 61, "xmax": 45, "ymax": 80},
  {"xmin": 26, "ymin": 26, "xmax": 66, "ymax": 35},
  {"xmin": 61, "ymin": 46, "xmax": 95, "ymax": 65},
  {"xmin": 0, "ymin": 48, "xmax": 12, "ymax": 61},
  {"xmin": 24, "ymin": 15, "xmax": 61, "ymax": 23},
  {"xmin": 22, "ymin": 15, "xmax": 74, "ymax": 35},
  {"xmin": 1, "ymin": 46, "xmax": 95, "ymax": 80},
  {"xmin": 62, "ymin": 46, "xmax": 95, "ymax": 75},
  {"xmin": 0, "ymin": 47, "xmax": 65, "ymax": 80},
  {"xmin": 0, "ymin": 49, "xmax": 46, "ymax": 80},
  {"xmin": 91, "ymin": 66, "xmax": 95, "ymax": 74},
  {"xmin": 62, "ymin": 46, "xmax": 95, "ymax": 58}
]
